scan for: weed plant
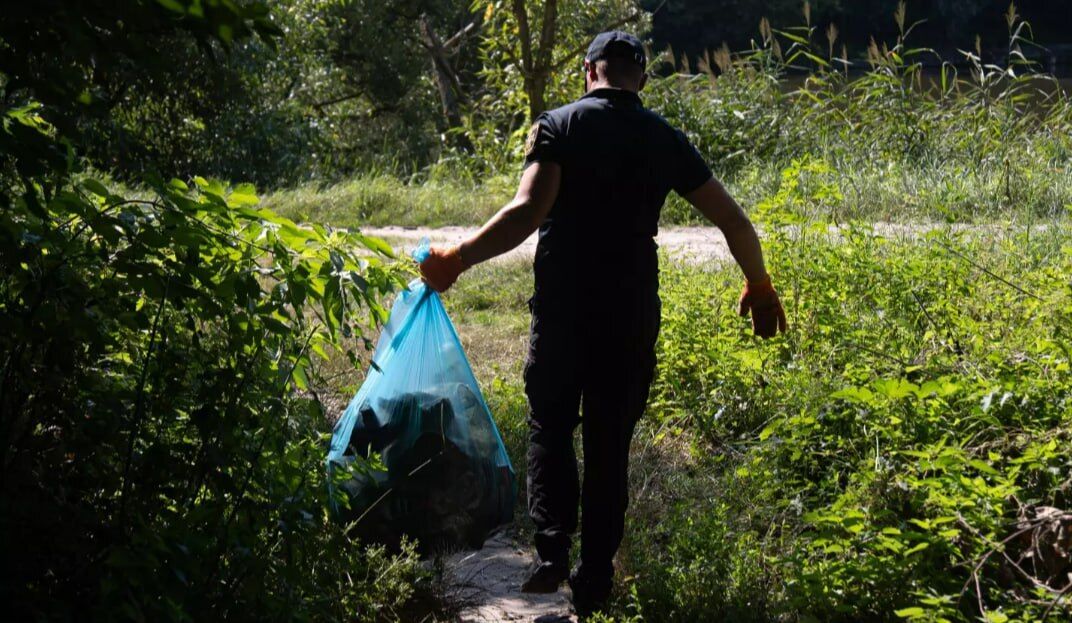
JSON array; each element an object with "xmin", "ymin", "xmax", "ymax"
[
  {"xmin": 651, "ymin": 5, "xmax": 1072, "ymax": 225},
  {"xmin": 612, "ymin": 215, "xmax": 1072, "ymax": 621}
]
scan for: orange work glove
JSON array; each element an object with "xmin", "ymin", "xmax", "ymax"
[
  {"xmin": 738, "ymin": 275, "xmax": 787, "ymax": 338},
  {"xmin": 419, "ymin": 245, "xmax": 467, "ymax": 292}
]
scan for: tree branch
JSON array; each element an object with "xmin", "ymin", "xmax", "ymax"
[
  {"xmin": 550, "ymin": 0, "xmax": 667, "ymax": 72},
  {"xmin": 443, "ymin": 19, "xmax": 481, "ymax": 52},
  {"xmin": 535, "ymin": 0, "xmax": 559, "ymax": 73},
  {"xmin": 312, "ymin": 91, "xmax": 365, "ymax": 111},
  {"xmin": 511, "ymin": 0, "xmax": 534, "ymax": 77}
]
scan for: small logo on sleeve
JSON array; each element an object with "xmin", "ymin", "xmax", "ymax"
[{"xmin": 524, "ymin": 122, "xmax": 540, "ymax": 156}]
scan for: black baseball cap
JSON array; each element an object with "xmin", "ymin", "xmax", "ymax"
[{"xmin": 585, "ymin": 31, "xmax": 646, "ymax": 69}]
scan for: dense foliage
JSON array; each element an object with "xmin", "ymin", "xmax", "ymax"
[
  {"xmin": 21, "ymin": 0, "xmax": 1068, "ymax": 192},
  {"xmin": 646, "ymin": 4, "xmax": 1072, "ymax": 223},
  {"xmin": 414, "ymin": 218, "xmax": 1072, "ymax": 622},
  {"xmin": 0, "ymin": 1, "xmax": 435, "ymax": 620},
  {"xmin": 266, "ymin": 3, "xmax": 1072, "ymax": 227},
  {"xmin": 618, "ymin": 219, "xmax": 1072, "ymax": 622},
  {"xmin": 649, "ymin": 0, "xmax": 1071, "ymax": 62}
]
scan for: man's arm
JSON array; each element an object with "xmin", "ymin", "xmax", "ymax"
[
  {"xmin": 684, "ymin": 177, "xmax": 768, "ymax": 282},
  {"xmin": 684, "ymin": 177, "xmax": 786, "ymax": 337},
  {"xmin": 419, "ymin": 162, "xmax": 561, "ymax": 292},
  {"xmin": 458, "ymin": 162, "xmax": 561, "ymax": 266}
]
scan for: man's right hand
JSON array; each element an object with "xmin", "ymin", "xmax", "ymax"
[
  {"xmin": 738, "ymin": 276, "xmax": 787, "ymax": 338},
  {"xmin": 419, "ymin": 245, "xmax": 467, "ymax": 292}
]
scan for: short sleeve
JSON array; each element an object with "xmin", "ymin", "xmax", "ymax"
[
  {"xmin": 523, "ymin": 113, "xmax": 563, "ymax": 168},
  {"xmin": 670, "ymin": 129, "xmax": 712, "ymax": 195}
]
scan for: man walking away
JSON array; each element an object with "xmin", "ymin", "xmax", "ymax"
[{"xmin": 419, "ymin": 30, "xmax": 787, "ymax": 617}]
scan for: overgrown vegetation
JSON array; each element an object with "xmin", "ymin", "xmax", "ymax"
[
  {"xmin": 650, "ymin": 3, "xmax": 1072, "ymax": 223},
  {"xmin": 262, "ymin": 173, "xmax": 513, "ymax": 229},
  {"xmin": 0, "ymin": 2, "xmax": 439, "ymax": 620},
  {"xmin": 436, "ymin": 224, "xmax": 1072, "ymax": 622},
  {"xmin": 265, "ymin": 3, "xmax": 1072, "ymax": 226},
  {"xmin": 618, "ymin": 221, "xmax": 1072, "ymax": 622},
  {"xmin": 4, "ymin": 0, "xmax": 1072, "ymax": 621}
]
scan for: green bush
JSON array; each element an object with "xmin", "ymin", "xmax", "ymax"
[
  {"xmin": 0, "ymin": 119, "xmax": 435, "ymax": 617},
  {"xmin": 0, "ymin": 3, "xmax": 438, "ymax": 617},
  {"xmin": 619, "ymin": 222, "xmax": 1072, "ymax": 622}
]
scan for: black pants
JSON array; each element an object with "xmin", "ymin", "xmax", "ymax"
[{"xmin": 523, "ymin": 288, "xmax": 660, "ymax": 584}]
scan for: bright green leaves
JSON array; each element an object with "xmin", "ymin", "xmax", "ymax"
[
  {"xmin": 754, "ymin": 156, "xmax": 844, "ymax": 225},
  {"xmin": 354, "ymin": 232, "xmax": 395, "ymax": 258},
  {"xmin": 228, "ymin": 182, "xmax": 259, "ymax": 207},
  {"xmin": 650, "ymin": 221, "xmax": 1072, "ymax": 622},
  {"xmin": 831, "ymin": 377, "xmax": 961, "ymax": 405},
  {"xmin": 132, "ymin": 174, "xmax": 408, "ymax": 358}
]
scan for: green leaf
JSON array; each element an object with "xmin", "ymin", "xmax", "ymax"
[
  {"xmin": 82, "ymin": 179, "xmax": 110, "ymax": 197},
  {"xmin": 291, "ymin": 362, "xmax": 309, "ymax": 390},
  {"xmin": 967, "ymin": 459, "xmax": 999, "ymax": 475},
  {"xmin": 156, "ymin": 0, "xmax": 186, "ymax": 12},
  {"xmin": 228, "ymin": 183, "xmax": 259, "ymax": 207},
  {"xmin": 356, "ymin": 234, "xmax": 395, "ymax": 258},
  {"xmin": 903, "ymin": 542, "xmax": 930, "ymax": 556},
  {"xmin": 831, "ymin": 386, "xmax": 875, "ymax": 404},
  {"xmin": 873, "ymin": 378, "xmax": 917, "ymax": 400}
]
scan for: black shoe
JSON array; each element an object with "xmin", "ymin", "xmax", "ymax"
[
  {"xmin": 568, "ymin": 567, "xmax": 612, "ymax": 617},
  {"xmin": 521, "ymin": 561, "xmax": 569, "ymax": 593}
]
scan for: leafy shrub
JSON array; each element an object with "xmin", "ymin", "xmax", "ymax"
[
  {"xmin": 620, "ymin": 222, "xmax": 1072, "ymax": 622},
  {"xmin": 0, "ymin": 113, "xmax": 433, "ymax": 617},
  {"xmin": 0, "ymin": 3, "xmax": 439, "ymax": 619}
]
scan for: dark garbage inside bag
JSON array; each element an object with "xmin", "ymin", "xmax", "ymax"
[{"xmin": 337, "ymin": 385, "xmax": 513, "ymax": 553}]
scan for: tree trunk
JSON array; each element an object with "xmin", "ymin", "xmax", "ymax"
[
  {"xmin": 511, "ymin": 0, "xmax": 558, "ymax": 121},
  {"xmin": 418, "ymin": 15, "xmax": 474, "ymax": 152}
]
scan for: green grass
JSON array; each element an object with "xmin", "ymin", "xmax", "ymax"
[
  {"xmin": 262, "ymin": 154, "xmax": 1072, "ymax": 230},
  {"xmin": 261, "ymin": 174, "xmax": 514, "ymax": 229}
]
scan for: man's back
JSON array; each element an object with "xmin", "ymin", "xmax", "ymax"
[{"xmin": 524, "ymin": 88, "xmax": 711, "ymax": 296}]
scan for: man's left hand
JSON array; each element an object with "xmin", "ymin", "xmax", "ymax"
[{"xmin": 738, "ymin": 276, "xmax": 787, "ymax": 338}]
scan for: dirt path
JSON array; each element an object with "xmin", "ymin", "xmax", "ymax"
[
  {"xmin": 363, "ymin": 225, "xmax": 733, "ymax": 263},
  {"xmin": 363, "ymin": 223, "xmax": 1055, "ymax": 266},
  {"xmin": 446, "ymin": 531, "xmax": 576, "ymax": 623},
  {"xmin": 363, "ymin": 223, "xmax": 1042, "ymax": 266}
]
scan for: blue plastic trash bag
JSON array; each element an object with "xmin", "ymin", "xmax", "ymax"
[{"xmin": 327, "ymin": 240, "xmax": 515, "ymax": 552}]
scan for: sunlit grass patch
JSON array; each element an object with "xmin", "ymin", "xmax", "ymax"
[{"xmin": 262, "ymin": 174, "xmax": 514, "ymax": 228}]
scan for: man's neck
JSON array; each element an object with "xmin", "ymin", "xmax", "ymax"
[{"xmin": 586, "ymin": 81, "xmax": 636, "ymax": 94}]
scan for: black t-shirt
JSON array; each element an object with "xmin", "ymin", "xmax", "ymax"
[{"xmin": 523, "ymin": 87, "xmax": 712, "ymax": 301}]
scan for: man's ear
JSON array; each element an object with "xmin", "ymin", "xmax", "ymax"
[
  {"xmin": 638, "ymin": 72, "xmax": 648, "ymax": 92},
  {"xmin": 584, "ymin": 59, "xmax": 598, "ymax": 86}
]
